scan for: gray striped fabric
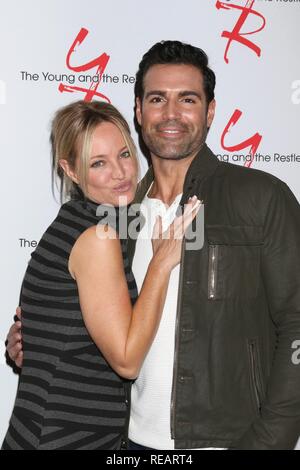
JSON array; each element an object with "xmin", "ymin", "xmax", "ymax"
[{"xmin": 2, "ymin": 198, "xmax": 137, "ymax": 450}]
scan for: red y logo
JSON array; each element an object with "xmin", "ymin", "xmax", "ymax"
[
  {"xmin": 221, "ymin": 109, "xmax": 262, "ymax": 167},
  {"xmin": 59, "ymin": 28, "xmax": 110, "ymax": 102}
]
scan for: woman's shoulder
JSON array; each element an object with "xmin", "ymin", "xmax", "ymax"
[
  {"xmin": 56, "ymin": 199, "xmax": 125, "ymax": 245},
  {"xmin": 75, "ymin": 223, "xmax": 119, "ymax": 248},
  {"xmin": 69, "ymin": 224, "xmax": 121, "ymax": 275},
  {"xmin": 56, "ymin": 198, "xmax": 100, "ymax": 227},
  {"xmin": 60, "ymin": 198, "xmax": 87, "ymax": 214}
]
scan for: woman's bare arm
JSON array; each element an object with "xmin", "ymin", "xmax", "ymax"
[{"xmin": 70, "ymin": 198, "xmax": 200, "ymax": 379}]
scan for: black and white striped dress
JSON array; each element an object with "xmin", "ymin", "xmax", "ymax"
[{"xmin": 2, "ymin": 198, "xmax": 137, "ymax": 450}]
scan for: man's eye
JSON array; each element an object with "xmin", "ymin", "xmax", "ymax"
[
  {"xmin": 183, "ymin": 98, "xmax": 195, "ymax": 103},
  {"xmin": 150, "ymin": 97, "xmax": 163, "ymax": 103},
  {"xmin": 91, "ymin": 160, "xmax": 105, "ymax": 168},
  {"xmin": 120, "ymin": 150, "xmax": 131, "ymax": 158}
]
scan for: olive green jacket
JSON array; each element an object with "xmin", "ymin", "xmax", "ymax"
[{"xmin": 127, "ymin": 144, "xmax": 300, "ymax": 450}]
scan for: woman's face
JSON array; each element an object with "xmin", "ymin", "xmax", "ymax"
[{"xmin": 77, "ymin": 122, "xmax": 138, "ymax": 206}]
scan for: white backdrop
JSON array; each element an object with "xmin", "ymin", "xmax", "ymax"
[{"xmin": 0, "ymin": 0, "xmax": 299, "ymax": 448}]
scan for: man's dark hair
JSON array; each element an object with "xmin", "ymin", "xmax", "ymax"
[{"xmin": 134, "ymin": 40, "xmax": 216, "ymax": 105}]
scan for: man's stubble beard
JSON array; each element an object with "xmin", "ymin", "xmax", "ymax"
[{"xmin": 141, "ymin": 125, "xmax": 207, "ymax": 162}]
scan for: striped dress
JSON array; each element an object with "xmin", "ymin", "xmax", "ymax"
[{"xmin": 2, "ymin": 198, "xmax": 137, "ymax": 450}]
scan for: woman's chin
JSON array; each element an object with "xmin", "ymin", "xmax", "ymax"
[
  {"xmin": 114, "ymin": 194, "xmax": 135, "ymax": 207},
  {"xmin": 113, "ymin": 188, "xmax": 136, "ymax": 207}
]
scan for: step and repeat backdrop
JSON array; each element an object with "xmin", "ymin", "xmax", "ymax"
[{"xmin": 0, "ymin": 0, "xmax": 299, "ymax": 447}]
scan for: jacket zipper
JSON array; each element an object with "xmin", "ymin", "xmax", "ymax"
[
  {"xmin": 248, "ymin": 340, "xmax": 262, "ymax": 413},
  {"xmin": 208, "ymin": 245, "xmax": 218, "ymax": 299},
  {"xmin": 170, "ymin": 238, "xmax": 186, "ymax": 440}
]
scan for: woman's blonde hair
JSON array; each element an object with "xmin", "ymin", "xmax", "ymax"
[{"xmin": 51, "ymin": 100, "xmax": 138, "ymax": 200}]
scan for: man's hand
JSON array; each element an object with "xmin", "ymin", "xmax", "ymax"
[{"xmin": 6, "ymin": 307, "xmax": 23, "ymax": 368}]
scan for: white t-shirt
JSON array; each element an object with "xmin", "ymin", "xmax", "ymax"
[{"xmin": 129, "ymin": 190, "xmax": 181, "ymax": 449}]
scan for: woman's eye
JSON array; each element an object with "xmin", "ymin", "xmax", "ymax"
[
  {"xmin": 91, "ymin": 160, "xmax": 105, "ymax": 168},
  {"xmin": 120, "ymin": 150, "xmax": 131, "ymax": 158}
]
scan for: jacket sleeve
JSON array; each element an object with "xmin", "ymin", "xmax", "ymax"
[{"xmin": 236, "ymin": 180, "xmax": 300, "ymax": 449}]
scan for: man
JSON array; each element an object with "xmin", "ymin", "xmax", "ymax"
[{"xmin": 6, "ymin": 41, "xmax": 300, "ymax": 450}]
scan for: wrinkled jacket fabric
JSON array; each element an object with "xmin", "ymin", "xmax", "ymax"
[{"xmin": 127, "ymin": 144, "xmax": 300, "ymax": 450}]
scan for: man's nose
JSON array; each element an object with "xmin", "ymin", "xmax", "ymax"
[{"xmin": 162, "ymin": 100, "xmax": 180, "ymax": 120}]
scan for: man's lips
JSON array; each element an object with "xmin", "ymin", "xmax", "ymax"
[
  {"xmin": 113, "ymin": 181, "xmax": 132, "ymax": 192},
  {"xmin": 155, "ymin": 125, "xmax": 187, "ymax": 137}
]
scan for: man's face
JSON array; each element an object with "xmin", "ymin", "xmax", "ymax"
[{"xmin": 136, "ymin": 63, "xmax": 215, "ymax": 161}]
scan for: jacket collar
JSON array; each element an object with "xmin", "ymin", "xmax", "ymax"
[{"xmin": 133, "ymin": 143, "xmax": 220, "ymax": 205}]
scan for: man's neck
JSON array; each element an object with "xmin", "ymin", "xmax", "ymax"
[{"xmin": 148, "ymin": 153, "xmax": 197, "ymax": 205}]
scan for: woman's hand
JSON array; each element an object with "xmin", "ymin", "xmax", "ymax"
[
  {"xmin": 6, "ymin": 307, "xmax": 23, "ymax": 368},
  {"xmin": 151, "ymin": 195, "xmax": 201, "ymax": 271}
]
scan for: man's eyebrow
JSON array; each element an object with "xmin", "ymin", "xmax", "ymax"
[
  {"xmin": 144, "ymin": 90, "xmax": 202, "ymax": 99},
  {"xmin": 144, "ymin": 90, "xmax": 167, "ymax": 99},
  {"xmin": 178, "ymin": 91, "xmax": 202, "ymax": 99}
]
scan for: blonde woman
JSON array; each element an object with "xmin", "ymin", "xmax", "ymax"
[{"xmin": 2, "ymin": 100, "xmax": 199, "ymax": 450}]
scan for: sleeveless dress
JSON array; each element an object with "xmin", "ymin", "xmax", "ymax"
[{"xmin": 2, "ymin": 198, "xmax": 137, "ymax": 450}]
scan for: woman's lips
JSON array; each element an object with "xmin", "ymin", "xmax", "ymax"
[{"xmin": 113, "ymin": 181, "xmax": 132, "ymax": 193}]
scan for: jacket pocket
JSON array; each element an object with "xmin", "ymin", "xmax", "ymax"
[
  {"xmin": 247, "ymin": 338, "xmax": 265, "ymax": 415},
  {"xmin": 206, "ymin": 225, "xmax": 263, "ymax": 300}
]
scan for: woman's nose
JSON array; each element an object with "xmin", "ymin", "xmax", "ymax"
[{"xmin": 111, "ymin": 162, "xmax": 125, "ymax": 180}]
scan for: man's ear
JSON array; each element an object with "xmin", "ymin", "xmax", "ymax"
[
  {"xmin": 59, "ymin": 160, "xmax": 79, "ymax": 184},
  {"xmin": 135, "ymin": 98, "xmax": 142, "ymax": 126},
  {"xmin": 207, "ymin": 99, "xmax": 216, "ymax": 128}
]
